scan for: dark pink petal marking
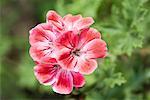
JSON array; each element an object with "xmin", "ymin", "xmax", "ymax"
[
  {"xmin": 56, "ymin": 31, "xmax": 79, "ymax": 49},
  {"xmin": 71, "ymin": 72, "xmax": 85, "ymax": 87},
  {"xmin": 34, "ymin": 63, "xmax": 59, "ymax": 85},
  {"xmin": 52, "ymin": 70, "xmax": 73, "ymax": 94}
]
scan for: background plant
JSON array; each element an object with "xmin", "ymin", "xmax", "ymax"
[{"xmin": 0, "ymin": 0, "xmax": 150, "ymax": 100}]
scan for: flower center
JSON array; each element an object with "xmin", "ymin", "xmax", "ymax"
[
  {"xmin": 72, "ymin": 49, "xmax": 80, "ymax": 56},
  {"xmin": 53, "ymin": 64, "xmax": 60, "ymax": 68}
]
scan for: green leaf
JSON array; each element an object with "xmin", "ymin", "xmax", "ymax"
[{"xmin": 103, "ymin": 72, "xmax": 126, "ymax": 88}]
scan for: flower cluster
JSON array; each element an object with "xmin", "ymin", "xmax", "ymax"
[{"xmin": 29, "ymin": 10, "xmax": 107, "ymax": 94}]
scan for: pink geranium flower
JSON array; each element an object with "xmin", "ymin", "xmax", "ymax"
[
  {"xmin": 29, "ymin": 10, "xmax": 107, "ymax": 94},
  {"xmin": 46, "ymin": 10, "xmax": 94, "ymax": 32},
  {"xmin": 55, "ymin": 28, "xmax": 107, "ymax": 74},
  {"xmin": 29, "ymin": 10, "xmax": 94, "ymax": 62},
  {"xmin": 34, "ymin": 57, "xmax": 85, "ymax": 94},
  {"xmin": 29, "ymin": 23, "xmax": 57, "ymax": 61}
]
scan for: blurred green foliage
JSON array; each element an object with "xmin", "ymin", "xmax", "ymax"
[{"xmin": 0, "ymin": 0, "xmax": 150, "ymax": 100}]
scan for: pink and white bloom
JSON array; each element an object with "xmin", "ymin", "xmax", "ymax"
[
  {"xmin": 55, "ymin": 28, "xmax": 107, "ymax": 75},
  {"xmin": 46, "ymin": 10, "xmax": 94, "ymax": 32},
  {"xmin": 29, "ymin": 10, "xmax": 94, "ymax": 62},
  {"xmin": 29, "ymin": 10, "xmax": 107, "ymax": 94},
  {"xmin": 34, "ymin": 57, "xmax": 85, "ymax": 94},
  {"xmin": 29, "ymin": 23, "xmax": 57, "ymax": 62}
]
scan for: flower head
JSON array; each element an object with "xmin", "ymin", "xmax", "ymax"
[
  {"xmin": 55, "ymin": 28, "xmax": 107, "ymax": 74},
  {"xmin": 29, "ymin": 10, "xmax": 107, "ymax": 94},
  {"xmin": 34, "ymin": 57, "xmax": 85, "ymax": 94}
]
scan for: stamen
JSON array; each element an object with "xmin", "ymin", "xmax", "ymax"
[
  {"xmin": 72, "ymin": 49, "xmax": 80, "ymax": 56},
  {"xmin": 53, "ymin": 64, "xmax": 59, "ymax": 68}
]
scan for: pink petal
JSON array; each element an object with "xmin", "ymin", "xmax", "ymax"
[
  {"xmin": 29, "ymin": 43, "xmax": 54, "ymax": 61},
  {"xmin": 81, "ymin": 39, "xmax": 107, "ymax": 59},
  {"xmin": 39, "ymin": 23, "xmax": 52, "ymax": 31},
  {"xmin": 29, "ymin": 46, "xmax": 45, "ymax": 61},
  {"xmin": 78, "ymin": 28, "xmax": 101, "ymax": 49},
  {"xmin": 77, "ymin": 58, "xmax": 97, "ymax": 75},
  {"xmin": 58, "ymin": 49, "xmax": 78, "ymax": 70},
  {"xmin": 76, "ymin": 17, "xmax": 94, "ymax": 30},
  {"xmin": 46, "ymin": 10, "xmax": 63, "ymax": 23},
  {"xmin": 63, "ymin": 14, "xmax": 82, "ymax": 30},
  {"xmin": 29, "ymin": 25, "xmax": 56, "ymax": 46},
  {"xmin": 63, "ymin": 14, "xmax": 82, "ymax": 22},
  {"xmin": 40, "ymin": 57, "xmax": 57, "ymax": 64},
  {"xmin": 52, "ymin": 70, "xmax": 73, "ymax": 94},
  {"xmin": 58, "ymin": 49, "xmax": 71, "ymax": 61},
  {"xmin": 71, "ymin": 72, "xmax": 85, "ymax": 87},
  {"xmin": 46, "ymin": 11, "xmax": 64, "ymax": 35},
  {"xmin": 39, "ymin": 23, "xmax": 61, "ymax": 35},
  {"xmin": 56, "ymin": 31, "xmax": 79, "ymax": 49},
  {"xmin": 34, "ymin": 63, "xmax": 59, "ymax": 85}
]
